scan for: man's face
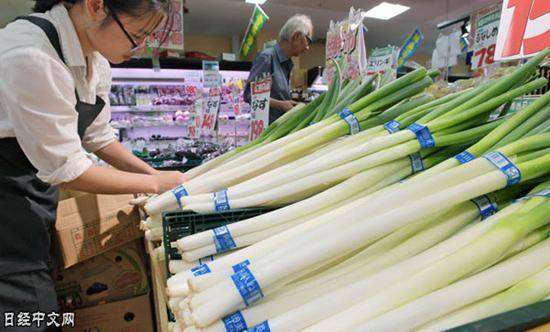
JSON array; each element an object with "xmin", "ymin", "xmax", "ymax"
[{"xmin": 290, "ymin": 28, "xmax": 312, "ymax": 57}]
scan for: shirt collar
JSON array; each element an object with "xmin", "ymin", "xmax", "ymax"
[
  {"xmin": 274, "ymin": 44, "xmax": 291, "ymax": 64},
  {"xmin": 47, "ymin": 4, "xmax": 86, "ymax": 68}
]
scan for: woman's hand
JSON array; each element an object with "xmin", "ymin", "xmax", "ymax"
[{"xmin": 150, "ymin": 171, "xmax": 188, "ymax": 194}]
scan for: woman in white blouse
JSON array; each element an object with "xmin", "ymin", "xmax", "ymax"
[{"xmin": 0, "ymin": 1, "xmax": 185, "ymax": 327}]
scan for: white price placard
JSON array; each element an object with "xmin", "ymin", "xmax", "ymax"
[
  {"xmin": 367, "ymin": 46, "xmax": 397, "ymax": 76},
  {"xmin": 203, "ymin": 61, "xmax": 221, "ymax": 89},
  {"xmin": 495, "ymin": 0, "xmax": 550, "ymax": 61},
  {"xmin": 471, "ymin": 4, "xmax": 501, "ymax": 69},
  {"xmin": 249, "ymin": 76, "xmax": 271, "ymax": 141},
  {"xmin": 202, "ymin": 87, "xmax": 221, "ymax": 131},
  {"xmin": 188, "ymin": 99, "xmax": 202, "ymax": 139}
]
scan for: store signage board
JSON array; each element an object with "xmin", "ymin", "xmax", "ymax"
[
  {"xmin": 202, "ymin": 87, "xmax": 221, "ymax": 131},
  {"xmin": 367, "ymin": 46, "xmax": 398, "ymax": 76},
  {"xmin": 471, "ymin": 4, "xmax": 501, "ymax": 69},
  {"xmin": 240, "ymin": 5, "xmax": 270, "ymax": 58},
  {"xmin": 146, "ymin": 0, "xmax": 184, "ymax": 50},
  {"xmin": 494, "ymin": 0, "xmax": 550, "ymax": 61},
  {"xmin": 203, "ymin": 61, "xmax": 221, "ymax": 89},
  {"xmin": 249, "ymin": 75, "xmax": 272, "ymax": 141},
  {"xmin": 325, "ymin": 7, "xmax": 368, "ymax": 84},
  {"xmin": 397, "ymin": 28, "xmax": 424, "ymax": 67}
]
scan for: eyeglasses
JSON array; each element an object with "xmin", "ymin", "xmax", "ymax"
[
  {"xmin": 106, "ymin": 4, "xmax": 145, "ymax": 52},
  {"xmin": 305, "ymin": 34, "xmax": 312, "ymax": 46}
]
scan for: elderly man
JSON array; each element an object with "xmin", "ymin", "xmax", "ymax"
[{"xmin": 244, "ymin": 14, "xmax": 313, "ymax": 123}]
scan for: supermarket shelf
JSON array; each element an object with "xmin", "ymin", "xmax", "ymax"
[{"xmin": 112, "ymin": 105, "xmax": 189, "ymax": 113}]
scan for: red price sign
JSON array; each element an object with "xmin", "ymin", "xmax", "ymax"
[
  {"xmin": 495, "ymin": 0, "xmax": 550, "ymax": 60},
  {"xmin": 201, "ymin": 114, "xmax": 215, "ymax": 129},
  {"xmin": 474, "ymin": 44, "xmax": 497, "ymax": 68},
  {"xmin": 249, "ymin": 119, "xmax": 265, "ymax": 141}
]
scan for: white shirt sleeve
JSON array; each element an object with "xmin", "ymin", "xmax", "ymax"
[
  {"xmin": 0, "ymin": 48, "xmax": 92, "ymax": 185},
  {"xmin": 81, "ymin": 54, "xmax": 116, "ymax": 153}
]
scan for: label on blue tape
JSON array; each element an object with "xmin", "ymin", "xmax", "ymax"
[
  {"xmin": 212, "ymin": 225, "xmax": 237, "ymax": 253},
  {"xmin": 198, "ymin": 255, "xmax": 215, "ymax": 265},
  {"xmin": 471, "ymin": 195, "xmax": 497, "ymax": 221},
  {"xmin": 214, "ymin": 190, "xmax": 231, "ymax": 211},
  {"xmin": 514, "ymin": 188, "xmax": 550, "ymax": 203},
  {"xmin": 409, "ymin": 153, "xmax": 424, "ymax": 174},
  {"xmin": 407, "ymin": 123, "xmax": 435, "ymax": 148},
  {"xmin": 248, "ymin": 321, "xmax": 271, "ymax": 332},
  {"xmin": 339, "ymin": 108, "xmax": 360, "ymax": 135},
  {"xmin": 455, "ymin": 151, "xmax": 476, "ymax": 164},
  {"xmin": 483, "ymin": 151, "xmax": 521, "ymax": 186},
  {"xmin": 309, "ymin": 121, "xmax": 316, "ymax": 126},
  {"xmin": 232, "ymin": 260, "xmax": 251, "ymax": 273},
  {"xmin": 384, "ymin": 120, "xmax": 401, "ymax": 134},
  {"xmin": 191, "ymin": 264, "xmax": 211, "ymax": 276},
  {"xmin": 223, "ymin": 311, "xmax": 248, "ymax": 332},
  {"xmin": 231, "ymin": 266, "xmax": 263, "ymax": 306},
  {"xmin": 172, "ymin": 185, "xmax": 188, "ymax": 207}
]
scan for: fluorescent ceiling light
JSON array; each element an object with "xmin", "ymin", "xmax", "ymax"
[
  {"xmin": 245, "ymin": 0, "xmax": 267, "ymax": 4},
  {"xmin": 364, "ymin": 2, "xmax": 410, "ymax": 20}
]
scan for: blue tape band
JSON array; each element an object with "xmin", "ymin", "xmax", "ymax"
[
  {"xmin": 339, "ymin": 108, "xmax": 361, "ymax": 135},
  {"xmin": 309, "ymin": 122, "xmax": 316, "ymax": 126},
  {"xmin": 409, "ymin": 153, "xmax": 424, "ymax": 174},
  {"xmin": 191, "ymin": 264, "xmax": 211, "ymax": 276},
  {"xmin": 198, "ymin": 255, "xmax": 215, "ymax": 265},
  {"xmin": 483, "ymin": 151, "xmax": 521, "ymax": 187},
  {"xmin": 407, "ymin": 123, "xmax": 435, "ymax": 148},
  {"xmin": 384, "ymin": 120, "xmax": 401, "ymax": 134},
  {"xmin": 231, "ymin": 266, "xmax": 263, "ymax": 306},
  {"xmin": 514, "ymin": 188, "xmax": 550, "ymax": 203},
  {"xmin": 248, "ymin": 321, "xmax": 271, "ymax": 332},
  {"xmin": 223, "ymin": 311, "xmax": 248, "ymax": 332},
  {"xmin": 232, "ymin": 260, "xmax": 251, "ymax": 273},
  {"xmin": 471, "ymin": 195, "xmax": 497, "ymax": 221},
  {"xmin": 212, "ymin": 225, "xmax": 237, "ymax": 253},
  {"xmin": 172, "ymin": 185, "xmax": 188, "ymax": 208},
  {"xmin": 455, "ymin": 151, "xmax": 476, "ymax": 164},
  {"xmin": 214, "ymin": 190, "xmax": 231, "ymax": 211}
]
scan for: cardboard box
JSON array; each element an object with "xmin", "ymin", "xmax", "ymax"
[
  {"xmin": 55, "ymin": 194, "xmax": 143, "ymax": 268},
  {"xmin": 54, "ymin": 240, "xmax": 149, "ymax": 311},
  {"xmin": 63, "ymin": 293, "xmax": 154, "ymax": 332}
]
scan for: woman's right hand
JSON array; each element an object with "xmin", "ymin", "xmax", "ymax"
[{"xmin": 151, "ymin": 171, "xmax": 188, "ymax": 194}]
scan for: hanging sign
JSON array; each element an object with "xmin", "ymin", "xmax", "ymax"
[
  {"xmin": 240, "ymin": 5, "xmax": 270, "ymax": 58},
  {"xmin": 397, "ymin": 28, "xmax": 424, "ymax": 67},
  {"xmin": 325, "ymin": 7, "xmax": 367, "ymax": 84},
  {"xmin": 471, "ymin": 4, "xmax": 502, "ymax": 69},
  {"xmin": 495, "ymin": 0, "xmax": 550, "ymax": 61},
  {"xmin": 202, "ymin": 87, "xmax": 221, "ymax": 131},
  {"xmin": 146, "ymin": 0, "xmax": 184, "ymax": 50},
  {"xmin": 367, "ymin": 46, "xmax": 398, "ymax": 76},
  {"xmin": 202, "ymin": 61, "xmax": 221, "ymax": 89},
  {"xmin": 249, "ymin": 75, "xmax": 271, "ymax": 141}
]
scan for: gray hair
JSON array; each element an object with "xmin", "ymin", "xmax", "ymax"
[{"xmin": 279, "ymin": 14, "xmax": 313, "ymax": 42}]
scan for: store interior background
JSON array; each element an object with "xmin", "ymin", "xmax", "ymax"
[{"xmin": 0, "ymin": 0, "xmax": 496, "ymax": 89}]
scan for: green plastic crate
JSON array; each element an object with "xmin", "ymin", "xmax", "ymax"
[
  {"xmin": 448, "ymin": 299, "xmax": 550, "ymax": 331},
  {"xmin": 162, "ymin": 208, "xmax": 276, "ymax": 274}
]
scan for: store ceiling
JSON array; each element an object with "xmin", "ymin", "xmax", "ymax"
[{"xmin": 1, "ymin": 0, "xmax": 499, "ymax": 55}]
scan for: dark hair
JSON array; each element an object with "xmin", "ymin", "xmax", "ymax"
[
  {"xmin": 33, "ymin": 0, "xmax": 168, "ymax": 19},
  {"xmin": 33, "ymin": 0, "xmax": 173, "ymax": 45}
]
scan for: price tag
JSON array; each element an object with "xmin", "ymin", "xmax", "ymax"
[
  {"xmin": 471, "ymin": 5, "xmax": 501, "ymax": 69},
  {"xmin": 249, "ymin": 76, "xmax": 272, "ymax": 141},
  {"xmin": 495, "ymin": 0, "xmax": 550, "ymax": 61},
  {"xmin": 188, "ymin": 99, "xmax": 202, "ymax": 139},
  {"xmin": 202, "ymin": 87, "xmax": 221, "ymax": 131},
  {"xmin": 367, "ymin": 46, "xmax": 398, "ymax": 76},
  {"xmin": 203, "ymin": 61, "xmax": 221, "ymax": 89}
]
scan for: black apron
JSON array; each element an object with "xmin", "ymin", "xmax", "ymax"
[{"xmin": 0, "ymin": 16, "xmax": 105, "ymax": 331}]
